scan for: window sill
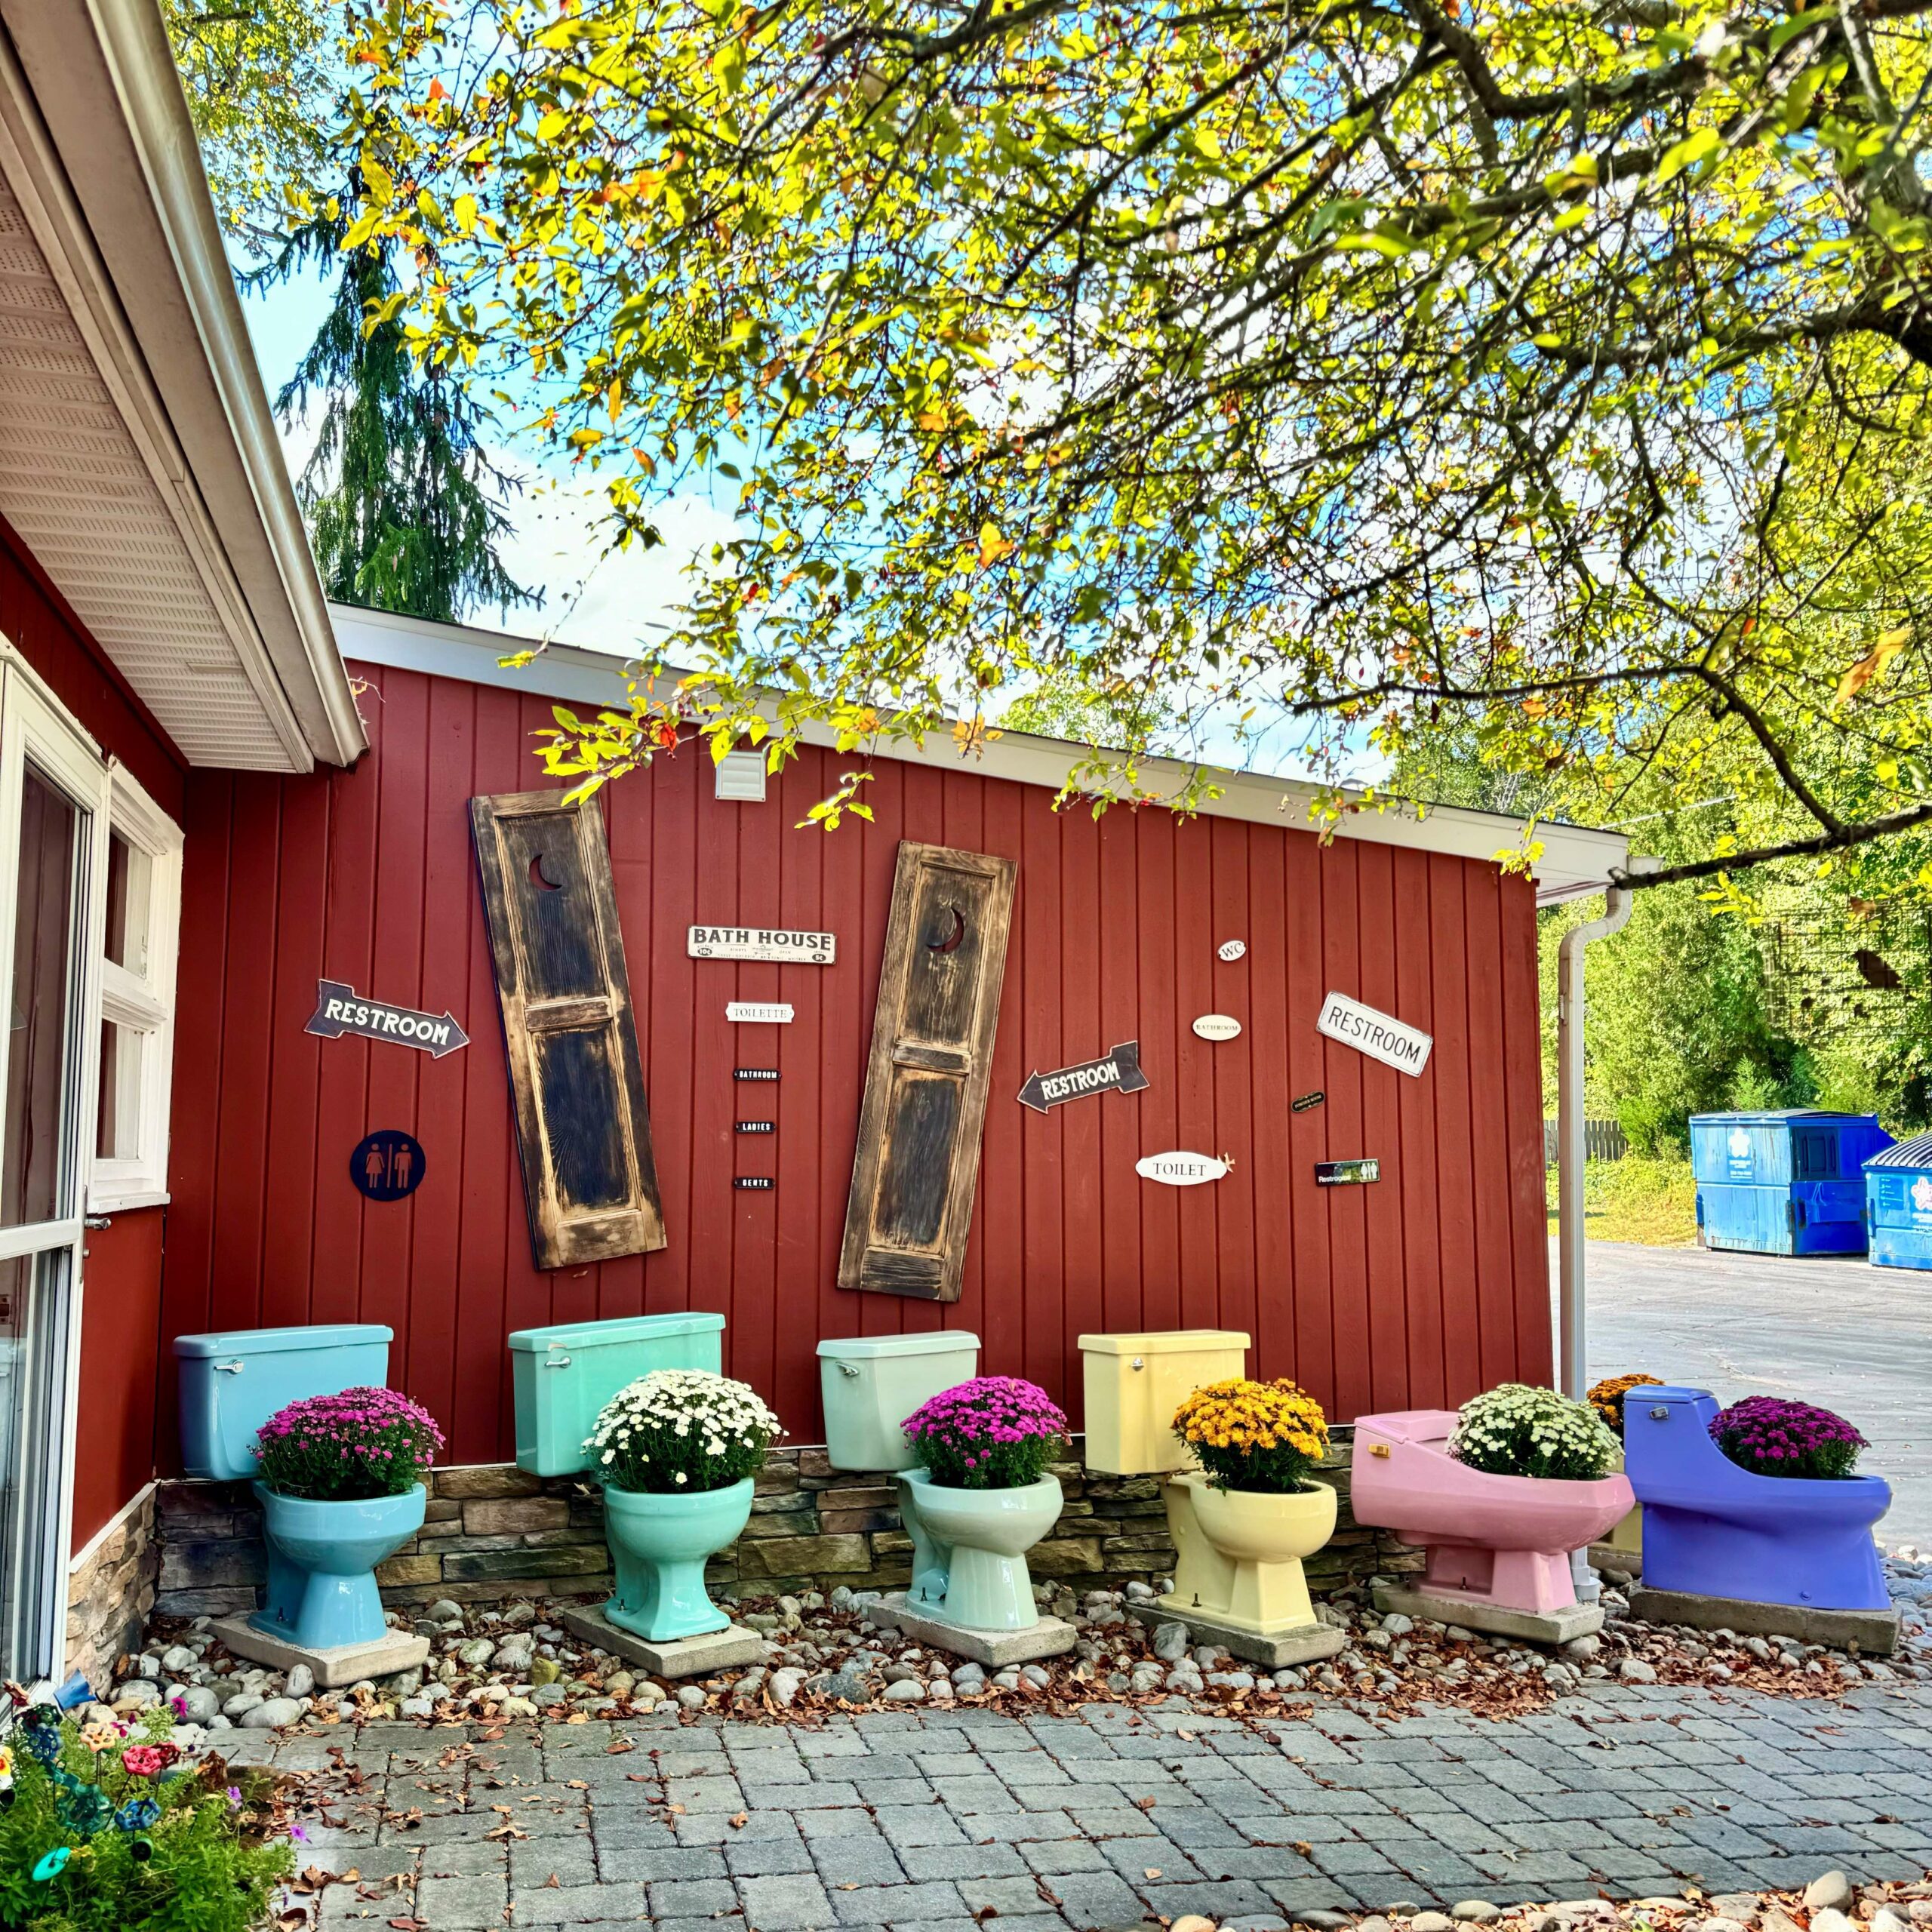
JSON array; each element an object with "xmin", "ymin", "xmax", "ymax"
[{"xmin": 84, "ymin": 1188, "xmax": 171, "ymax": 1216}]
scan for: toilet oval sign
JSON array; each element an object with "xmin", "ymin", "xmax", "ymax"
[{"xmin": 1136, "ymin": 1151, "xmax": 1232, "ymax": 1186}]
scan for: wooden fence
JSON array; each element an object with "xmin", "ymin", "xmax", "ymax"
[{"xmin": 1543, "ymin": 1117, "xmax": 1628, "ymax": 1164}]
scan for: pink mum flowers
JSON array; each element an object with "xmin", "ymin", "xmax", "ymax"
[
  {"xmin": 254, "ymin": 1386, "xmax": 445, "ymax": 1501},
  {"xmin": 903, "ymin": 1375, "xmax": 1067, "ymax": 1491}
]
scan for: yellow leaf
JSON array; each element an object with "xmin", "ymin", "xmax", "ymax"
[
  {"xmin": 977, "ymin": 521, "xmax": 1014, "ymax": 567},
  {"xmin": 1835, "ymin": 625, "xmax": 1912, "ymax": 706}
]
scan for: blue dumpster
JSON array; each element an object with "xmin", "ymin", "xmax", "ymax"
[
  {"xmin": 1689, "ymin": 1109, "xmax": 1893, "ymax": 1256},
  {"xmin": 1864, "ymin": 1131, "xmax": 1932, "ymax": 1269}
]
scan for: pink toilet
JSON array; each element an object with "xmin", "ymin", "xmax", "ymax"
[{"xmin": 1352, "ymin": 1410, "xmax": 1634, "ymax": 1617}]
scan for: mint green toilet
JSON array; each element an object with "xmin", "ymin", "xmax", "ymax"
[
  {"xmin": 816, "ymin": 1332, "xmax": 980, "ymax": 1602},
  {"xmin": 509, "ymin": 1312, "xmax": 725, "ymax": 1475}
]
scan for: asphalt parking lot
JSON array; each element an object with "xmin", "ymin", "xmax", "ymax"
[{"xmin": 1575, "ymin": 1239, "xmax": 1932, "ymax": 1552}]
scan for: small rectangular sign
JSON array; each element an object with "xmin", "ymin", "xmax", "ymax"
[
  {"xmin": 690, "ymin": 925, "xmax": 835, "ymax": 965},
  {"xmin": 736, "ymin": 1121, "xmax": 775, "ymax": 1134},
  {"xmin": 734, "ymin": 1176, "xmax": 775, "ymax": 1191},
  {"xmin": 726, "ymin": 1002, "xmax": 794, "ymax": 1024},
  {"xmin": 1316, "ymin": 1158, "xmax": 1381, "ymax": 1186},
  {"xmin": 735, "ymin": 1068, "xmax": 780, "ymax": 1081},
  {"xmin": 1315, "ymin": 991, "xmax": 1432, "ymax": 1077}
]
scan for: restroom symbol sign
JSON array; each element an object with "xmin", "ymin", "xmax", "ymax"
[
  {"xmin": 351, "ymin": 1129, "xmax": 426, "ymax": 1203},
  {"xmin": 1913, "ymin": 1176, "xmax": 1932, "ymax": 1219}
]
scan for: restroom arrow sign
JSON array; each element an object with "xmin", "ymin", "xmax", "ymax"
[
  {"xmin": 306, "ymin": 980, "xmax": 470, "ymax": 1058},
  {"xmin": 1017, "ymin": 1041, "xmax": 1149, "ymax": 1114}
]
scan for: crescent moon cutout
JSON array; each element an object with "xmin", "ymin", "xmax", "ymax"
[
  {"xmin": 927, "ymin": 904, "xmax": 966, "ymax": 953},
  {"xmin": 528, "ymin": 851, "xmax": 565, "ymax": 892}
]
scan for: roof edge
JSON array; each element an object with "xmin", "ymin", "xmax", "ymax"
[{"xmin": 330, "ymin": 601, "xmax": 1632, "ymax": 900}]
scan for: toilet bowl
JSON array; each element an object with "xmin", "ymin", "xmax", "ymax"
[
  {"xmin": 817, "ymin": 1332, "xmax": 982, "ymax": 1604},
  {"xmin": 899, "ymin": 1468, "xmax": 1063, "ymax": 1631},
  {"xmin": 1164, "ymin": 1472, "xmax": 1337, "ymax": 1634},
  {"xmin": 1078, "ymin": 1331, "xmax": 1340, "ymax": 1643},
  {"xmin": 1350, "ymin": 1410, "xmax": 1634, "ymax": 1617},
  {"xmin": 1623, "ymin": 1386, "xmax": 1890, "ymax": 1611}
]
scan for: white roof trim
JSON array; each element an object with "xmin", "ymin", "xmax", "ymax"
[
  {"xmin": 331, "ymin": 601, "xmax": 1631, "ymax": 901},
  {"xmin": 0, "ymin": 0, "xmax": 365, "ymax": 771}
]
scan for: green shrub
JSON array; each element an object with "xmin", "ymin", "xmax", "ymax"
[{"xmin": 0, "ymin": 1706, "xmax": 293, "ymax": 1932}]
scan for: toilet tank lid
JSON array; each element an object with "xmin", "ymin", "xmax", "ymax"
[
  {"xmin": 1076, "ymin": 1330, "xmax": 1251, "ymax": 1355},
  {"xmin": 174, "ymin": 1324, "xmax": 393, "ymax": 1360},
  {"xmin": 816, "ymin": 1332, "xmax": 981, "ymax": 1361},
  {"xmin": 508, "ymin": 1312, "xmax": 726, "ymax": 1353}
]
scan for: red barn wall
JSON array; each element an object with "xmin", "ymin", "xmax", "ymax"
[
  {"xmin": 161, "ymin": 661, "xmax": 1551, "ymax": 1466},
  {"xmin": 1, "ymin": 513, "xmax": 186, "ymax": 1546}
]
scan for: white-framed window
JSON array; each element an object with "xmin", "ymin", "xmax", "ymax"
[{"xmin": 88, "ymin": 764, "xmax": 180, "ymax": 1214}]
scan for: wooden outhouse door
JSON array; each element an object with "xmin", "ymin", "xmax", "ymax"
[
  {"xmin": 469, "ymin": 789, "xmax": 666, "ymax": 1269},
  {"xmin": 839, "ymin": 841, "xmax": 1015, "ymax": 1300}
]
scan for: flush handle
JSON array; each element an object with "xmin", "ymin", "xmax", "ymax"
[
  {"xmin": 543, "ymin": 1355, "xmax": 573, "ymax": 1369},
  {"xmin": 1369, "ymin": 1442, "xmax": 1391, "ymax": 1458},
  {"xmin": 1131, "ymin": 1357, "xmax": 1144, "ymax": 1371},
  {"xmin": 214, "ymin": 1360, "xmax": 245, "ymax": 1375},
  {"xmin": 837, "ymin": 1361, "xmax": 860, "ymax": 1378},
  {"xmin": 1649, "ymin": 1406, "xmax": 1669, "ymax": 1420}
]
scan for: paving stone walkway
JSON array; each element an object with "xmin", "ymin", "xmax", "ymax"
[{"xmin": 260, "ymin": 1684, "xmax": 1932, "ymax": 1930}]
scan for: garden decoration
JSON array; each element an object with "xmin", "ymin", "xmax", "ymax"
[
  {"xmin": 1351, "ymin": 1386, "xmax": 1633, "ymax": 1644},
  {"xmin": 570, "ymin": 1369, "xmax": 780, "ymax": 1673},
  {"xmin": 1151, "ymin": 1378, "xmax": 1344, "ymax": 1651},
  {"xmin": 1623, "ymin": 1386, "xmax": 1898, "ymax": 1651},
  {"xmin": 866, "ymin": 1377, "xmax": 1078, "ymax": 1666},
  {"xmin": 0, "ymin": 1705, "xmax": 292, "ymax": 1932},
  {"xmin": 216, "ymin": 1387, "xmax": 441, "ymax": 1686},
  {"xmin": 1586, "ymin": 1374, "xmax": 1664, "ymax": 1573}
]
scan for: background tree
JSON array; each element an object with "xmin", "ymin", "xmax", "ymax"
[
  {"xmin": 339, "ymin": 0, "xmax": 1932, "ymax": 889},
  {"xmin": 249, "ymin": 171, "xmax": 540, "ymax": 622},
  {"xmin": 162, "ymin": 0, "xmax": 334, "ymax": 257}
]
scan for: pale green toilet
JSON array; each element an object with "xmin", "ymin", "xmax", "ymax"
[
  {"xmin": 816, "ymin": 1332, "xmax": 980, "ymax": 1604},
  {"xmin": 509, "ymin": 1312, "xmax": 725, "ymax": 1475}
]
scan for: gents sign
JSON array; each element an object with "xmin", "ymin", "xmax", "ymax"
[
  {"xmin": 1017, "ymin": 1041, "xmax": 1149, "ymax": 1115},
  {"xmin": 307, "ymin": 980, "xmax": 469, "ymax": 1058},
  {"xmin": 1315, "ymin": 990, "xmax": 1432, "ymax": 1077},
  {"xmin": 689, "ymin": 925, "xmax": 835, "ymax": 964}
]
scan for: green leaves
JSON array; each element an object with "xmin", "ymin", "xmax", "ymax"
[{"xmin": 334, "ymin": 0, "xmax": 1932, "ymax": 882}]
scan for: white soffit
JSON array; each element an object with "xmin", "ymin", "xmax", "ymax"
[
  {"xmin": 0, "ymin": 5, "xmax": 364, "ymax": 772},
  {"xmin": 333, "ymin": 603, "xmax": 1632, "ymax": 902}
]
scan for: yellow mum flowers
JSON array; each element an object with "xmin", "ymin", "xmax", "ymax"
[{"xmin": 1171, "ymin": 1377, "xmax": 1331, "ymax": 1494}]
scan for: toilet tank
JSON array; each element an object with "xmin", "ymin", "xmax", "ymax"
[
  {"xmin": 816, "ymin": 1332, "xmax": 981, "ymax": 1471},
  {"xmin": 509, "ymin": 1312, "xmax": 726, "ymax": 1475},
  {"xmin": 1078, "ymin": 1330, "xmax": 1250, "ymax": 1474},
  {"xmin": 174, "ymin": 1324, "xmax": 394, "ymax": 1481}
]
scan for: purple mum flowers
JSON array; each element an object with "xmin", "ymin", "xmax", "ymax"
[
  {"xmin": 903, "ymin": 1375, "xmax": 1068, "ymax": 1491},
  {"xmin": 254, "ymin": 1386, "xmax": 445, "ymax": 1501},
  {"xmin": 1709, "ymin": 1395, "xmax": 1866, "ymax": 1481}
]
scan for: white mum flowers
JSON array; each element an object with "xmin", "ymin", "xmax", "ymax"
[
  {"xmin": 584, "ymin": 1369, "xmax": 782, "ymax": 1494},
  {"xmin": 1449, "ymin": 1383, "xmax": 1619, "ymax": 1482}
]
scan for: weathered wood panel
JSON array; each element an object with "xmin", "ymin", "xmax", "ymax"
[
  {"xmin": 470, "ymin": 789, "xmax": 665, "ymax": 1269},
  {"xmin": 162, "ymin": 662, "xmax": 1554, "ymax": 1463},
  {"xmin": 840, "ymin": 841, "xmax": 1017, "ymax": 1301}
]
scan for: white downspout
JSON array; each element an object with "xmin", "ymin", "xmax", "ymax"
[{"xmin": 1556, "ymin": 855, "xmax": 1657, "ymax": 1601}]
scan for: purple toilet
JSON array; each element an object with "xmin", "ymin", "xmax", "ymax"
[{"xmin": 1623, "ymin": 1386, "xmax": 1890, "ymax": 1611}]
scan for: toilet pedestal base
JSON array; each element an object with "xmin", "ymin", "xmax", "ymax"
[
  {"xmin": 559, "ymin": 1603, "xmax": 764, "ymax": 1678},
  {"xmin": 1626, "ymin": 1585, "xmax": 1900, "ymax": 1656},
  {"xmin": 1126, "ymin": 1601, "xmax": 1347, "ymax": 1672},
  {"xmin": 1373, "ymin": 1584, "xmax": 1603, "ymax": 1646},
  {"xmin": 211, "ymin": 1616, "xmax": 429, "ymax": 1690},
  {"xmin": 865, "ymin": 1592, "xmax": 1078, "ymax": 1667}
]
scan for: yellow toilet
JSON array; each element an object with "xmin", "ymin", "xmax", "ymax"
[{"xmin": 1078, "ymin": 1330, "xmax": 1345, "ymax": 1669}]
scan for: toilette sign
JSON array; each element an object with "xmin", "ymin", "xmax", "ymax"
[
  {"xmin": 727, "ymin": 1002, "xmax": 794, "ymax": 1024},
  {"xmin": 1315, "ymin": 990, "xmax": 1432, "ymax": 1076},
  {"xmin": 690, "ymin": 925, "xmax": 835, "ymax": 964},
  {"xmin": 1136, "ymin": 1151, "xmax": 1231, "ymax": 1186},
  {"xmin": 306, "ymin": 980, "xmax": 469, "ymax": 1058}
]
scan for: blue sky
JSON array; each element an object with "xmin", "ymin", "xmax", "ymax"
[{"xmin": 238, "ymin": 263, "xmax": 1349, "ymax": 783}]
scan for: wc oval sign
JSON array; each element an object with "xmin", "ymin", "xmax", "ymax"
[{"xmin": 1136, "ymin": 1151, "xmax": 1231, "ymax": 1186}]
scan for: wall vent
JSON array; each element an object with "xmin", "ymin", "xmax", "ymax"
[{"xmin": 714, "ymin": 750, "xmax": 768, "ymax": 802}]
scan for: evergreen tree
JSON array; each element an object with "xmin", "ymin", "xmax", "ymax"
[{"xmin": 249, "ymin": 168, "xmax": 537, "ymax": 623}]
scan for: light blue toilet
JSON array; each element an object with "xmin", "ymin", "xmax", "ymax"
[{"xmin": 175, "ymin": 1324, "xmax": 408, "ymax": 1659}]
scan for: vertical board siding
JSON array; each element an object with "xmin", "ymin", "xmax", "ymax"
[{"xmin": 162, "ymin": 662, "xmax": 1554, "ymax": 1460}]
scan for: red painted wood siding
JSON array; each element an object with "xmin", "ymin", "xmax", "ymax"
[
  {"xmin": 162, "ymin": 662, "xmax": 1552, "ymax": 1465},
  {"xmin": 2, "ymin": 512, "xmax": 187, "ymax": 1544}
]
